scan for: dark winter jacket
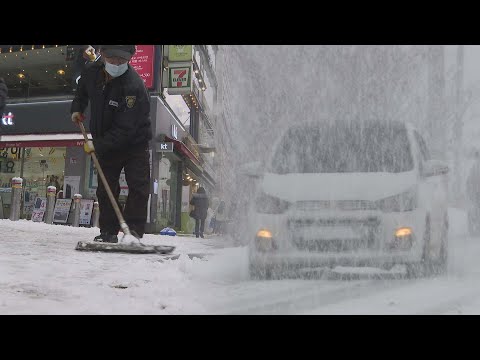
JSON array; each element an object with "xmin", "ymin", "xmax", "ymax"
[
  {"xmin": 190, "ymin": 192, "xmax": 209, "ymax": 220},
  {"xmin": 0, "ymin": 77, "xmax": 7, "ymax": 114},
  {"xmin": 70, "ymin": 61, "xmax": 152, "ymax": 156}
]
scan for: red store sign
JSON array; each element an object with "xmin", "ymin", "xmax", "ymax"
[{"xmin": 131, "ymin": 45, "xmax": 155, "ymax": 89}]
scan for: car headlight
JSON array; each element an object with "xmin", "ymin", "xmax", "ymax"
[
  {"xmin": 255, "ymin": 192, "xmax": 290, "ymax": 214},
  {"xmin": 375, "ymin": 189, "xmax": 417, "ymax": 212}
]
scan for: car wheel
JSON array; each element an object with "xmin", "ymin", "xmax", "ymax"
[
  {"xmin": 468, "ymin": 209, "xmax": 480, "ymax": 236},
  {"xmin": 407, "ymin": 215, "xmax": 432, "ymax": 278},
  {"xmin": 417, "ymin": 215, "xmax": 448, "ymax": 277},
  {"xmin": 436, "ymin": 214, "xmax": 449, "ymax": 275}
]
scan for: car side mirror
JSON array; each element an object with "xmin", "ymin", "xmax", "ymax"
[
  {"xmin": 422, "ymin": 159, "xmax": 449, "ymax": 177},
  {"xmin": 238, "ymin": 161, "xmax": 264, "ymax": 178}
]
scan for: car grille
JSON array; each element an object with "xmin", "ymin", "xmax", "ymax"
[
  {"xmin": 296, "ymin": 200, "xmax": 377, "ymax": 211},
  {"xmin": 288, "ymin": 217, "xmax": 381, "ymax": 252}
]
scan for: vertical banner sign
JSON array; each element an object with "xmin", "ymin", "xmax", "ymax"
[
  {"xmin": 53, "ymin": 199, "xmax": 73, "ymax": 224},
  {"xmin": 182, "ymin": 186, "xmax": 190, "ymax": 212},
  {"xmin": 79, "ymin": 199, "xmax": 94, "ymax": 225},
  {"xmin": 130, "ymin": 45, "xmax": 155, "ymax": 89},
  {"xmin": 31, "ymin": 197, "xmax": 47, "ymax": 222},
  {"xmin": 63, "ymin": 176, "xmax": 80, "ymax": 199},
  {"xmin": 120, "ymin": 169, "xmax": 128, "ymax": 196}
]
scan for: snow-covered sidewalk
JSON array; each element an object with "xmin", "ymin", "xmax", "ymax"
[{"xmin": 0, "ymin": 219, "xmax": 247, "ymax": 314}]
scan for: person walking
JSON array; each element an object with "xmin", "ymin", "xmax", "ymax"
[{"xmin": 190, "ymin": 187, "xmax": 209, "ymax": 238}]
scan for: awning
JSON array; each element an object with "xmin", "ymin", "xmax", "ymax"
[
  {"xmin": 164, "ymin": 136, "xmax": 202, "ymax": 168},
  {"xmin": 0, "ymin": 133, "xmax": 92, "ymax": 148}
]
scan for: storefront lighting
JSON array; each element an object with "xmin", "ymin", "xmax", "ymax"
[
  {"xmin": 42, "ymin": 45, "xmax": 45, "ymax": 49},
  {"xmin": 9, "ymin": 47, "xmax": 12, "ymax": 53},
  {"xmin": 20, "ymin": 46, "xmax": 23, "ymax": 51},
  {"xmin": 31, "ymin": 45, "xmax": 34, "ymax": 50}
]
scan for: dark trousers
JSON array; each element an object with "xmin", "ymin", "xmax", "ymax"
[
  {"xmin": 195, "ymin": 218, "xmax": 206, "ymax": 236},
  {"xmin": 96, "ymin": 145, "xmax": 150, "ymax": 237}
]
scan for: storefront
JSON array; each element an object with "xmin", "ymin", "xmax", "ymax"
[
  {"xmin": 1, "ymin": 45, "xmax": 217, "ymax": 233},
  {"xmin": 148, "ymin": 95, "xmax": 217, "ymax": 233},
  {"xmin": 0, "ymin": 100, "xmax": 90, "ymax": 219}
]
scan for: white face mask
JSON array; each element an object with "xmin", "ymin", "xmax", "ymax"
[{"xmin": 104, "ymin": 61, "xmax": 128, "ymax": 77}]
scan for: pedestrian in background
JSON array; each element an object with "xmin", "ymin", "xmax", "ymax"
[{"xmin": 190, "ymin": 187, "xmax": 209, "ymax": 238}]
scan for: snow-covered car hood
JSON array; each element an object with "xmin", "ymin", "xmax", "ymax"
[{"xmin": 261, "ymin": 171, "xmax": 417, "ymax": 202}]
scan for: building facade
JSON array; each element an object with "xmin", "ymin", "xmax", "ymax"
[{"xmin": 0, "ymin": 45, "xmax": 218, "ymax": 233}]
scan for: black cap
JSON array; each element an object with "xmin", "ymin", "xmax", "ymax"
[{"xmin": 100, "ymin": 45, "xmax": 136, "ymax": 60}]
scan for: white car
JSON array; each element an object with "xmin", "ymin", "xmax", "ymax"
[{"xmin": 243, "ymin": 120, "xmax": 449, "ymax": 279}]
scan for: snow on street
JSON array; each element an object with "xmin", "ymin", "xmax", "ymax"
[{"xmin": 2, "ymin": 207, "xmax": 480, "ymax": 314}]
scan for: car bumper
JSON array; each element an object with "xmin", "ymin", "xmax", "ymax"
[{"xmin": 250, "ymin": 250, "xmax": 421, "ymax": 269}]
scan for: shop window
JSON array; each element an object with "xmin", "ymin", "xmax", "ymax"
[{"xmin": 0, "ymin": 146, "xmax": 22, "ymax": 218}]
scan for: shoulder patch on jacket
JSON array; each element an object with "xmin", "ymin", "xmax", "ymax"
[{"xmin": 126, "ymin": 96, "xmax": 136, "ymax": 108}]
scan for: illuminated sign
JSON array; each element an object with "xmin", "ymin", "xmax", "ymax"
[
  {"xmin": 171, "ymin": 124, "xmax": 178, "ymax": 139},
  {"xmin": 1, "ymin": 112, "xmax": 14, "ymax": 126}
]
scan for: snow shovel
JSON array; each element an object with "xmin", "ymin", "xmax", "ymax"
[{"xmin": 74, "ymin": 121, "xmax": 175, "ymax": 255}]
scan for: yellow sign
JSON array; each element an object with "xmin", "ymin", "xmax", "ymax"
[{"xmin": 168, "ymin": 45, "xmax": 192, "ymax": 62}]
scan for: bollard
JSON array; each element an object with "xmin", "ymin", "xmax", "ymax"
[
  {"xmin": 9, "ymin": 178, "xmax": 23, "ymax": 221},
  {"xmin": 72, "ymin": 194, "xmax": 82, "ymax": 227},
  {"xmin": 92, "ymin": 201, "xmax": 99, "ymax": 228},
  {"xmin": 44, "ymin": 186, "xmax": 57, "ymax": 224}
]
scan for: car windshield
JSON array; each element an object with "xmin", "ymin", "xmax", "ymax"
[{"xmin": 270, "ymin": 121, "xmax": 414, "ymax": 174}]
